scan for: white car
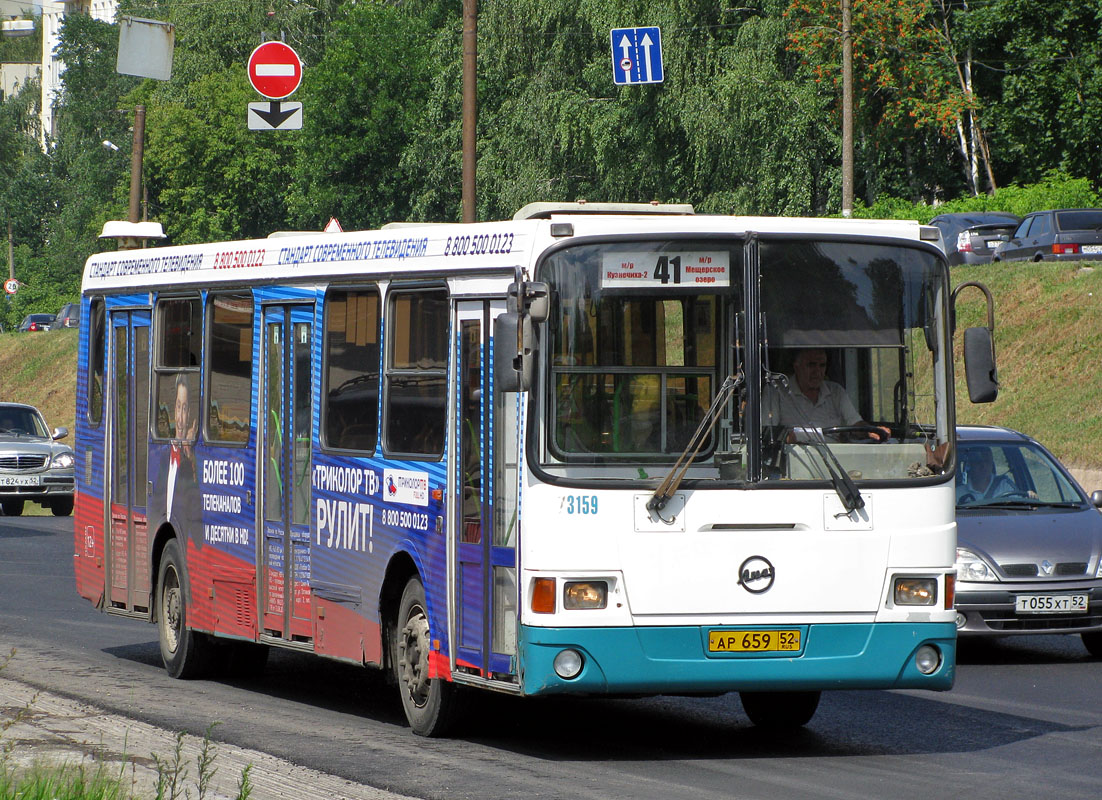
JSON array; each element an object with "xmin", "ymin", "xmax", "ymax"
[{"xmin": 0, "ymin": 402, "xmax": 75, "ymax": 516}]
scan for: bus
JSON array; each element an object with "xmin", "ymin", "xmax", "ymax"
[{"xmin": 73, "ymin": 202, "xmax": 998, "ymax": 736}]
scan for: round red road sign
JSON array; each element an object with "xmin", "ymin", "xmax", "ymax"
[{"xmin": 247, "ymin": 41, "xmax": 303, "ymax": 100}]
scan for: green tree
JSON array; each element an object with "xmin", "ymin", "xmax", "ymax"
[
  {"xmin": 41, "ymin": 14, "xmax": 136, "ymax": 296},
  {"xmin": 786, "ymin": 0, "xmax": 975, "ymax": 203},
  {"xmin": 285, "ymin": 1, "xmax": 435, "ymax": 229},
  {"xmin": 142, "ymin": 68, "xmax": 294, "ymax": 243},
  {"xmin": 956, "ymin": 0, "xmax": 1102, "ymax": 185}
]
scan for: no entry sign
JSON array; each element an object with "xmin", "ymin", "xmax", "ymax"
[{"xmin": 247, "ymin": 41, "xmax": 302, "ymax": 100}]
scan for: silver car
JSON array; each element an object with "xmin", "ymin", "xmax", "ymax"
[
  {"xmin": 955, "ymin": 426, "xmax": 1102, "ymax": 656},
  {"xmin": 0, "ymin": 402, "xmax": 75, "ymax": 516}
]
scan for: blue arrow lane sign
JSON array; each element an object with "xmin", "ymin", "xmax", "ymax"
[{"xmin": 611, "ymin": 27, "xmax": 664, "ymax": 85}]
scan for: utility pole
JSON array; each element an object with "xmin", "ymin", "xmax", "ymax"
[
  {"xmin": 461, "ymin": 0, "xmax": 476, "ymax": 223},
  {"xmin": 129, "ymin": 105, "xmax": 145, "ymax": 224},
  {"xmin": 841, "ymin": 0, "xmax": 854, "ymax": 218},
  {"xmin": 7, "ymin": 213, "xmax": 13, "ymax": 282}
]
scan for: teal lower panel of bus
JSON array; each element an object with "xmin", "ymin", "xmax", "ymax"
[{"xmin": 517, "ymin": 622, "xmax": 955, "ymax": 695}]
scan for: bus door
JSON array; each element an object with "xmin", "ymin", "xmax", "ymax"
[
  {"xmin": 451, "ymin": 300, "xmax": 518, "ymax": 682},
  {"xmin": 106, "ymin": 308, "xmax": 151, "ymax": 614},
  {"xmin": 259, "ymin": 304, "xmax": 315, "ymax": 642}
]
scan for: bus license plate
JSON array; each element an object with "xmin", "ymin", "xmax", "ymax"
[
  {"xmin": 0, "ymin": 475, "xmax": 40, "ymax": 487},
  {"xmin": 1015, "ymin": 594, "xmax": 1088, "ymax": 614},
  {"xmin": 708, "ymin": 630, "xmax": 801, "ymax": 653}
]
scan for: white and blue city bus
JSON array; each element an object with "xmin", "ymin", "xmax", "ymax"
[{"xmin": 73, "ymin": 203, "xmax": 997, "ymax": 735}]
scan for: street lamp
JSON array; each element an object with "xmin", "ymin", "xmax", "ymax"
[{"xmin": 102, "ymin": 140, "xmax": 120, "ymax": 152}]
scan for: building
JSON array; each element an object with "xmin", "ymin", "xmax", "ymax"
[{"xmin": 39, "ymin": 1, "xmax": 118, "ymax": 145}]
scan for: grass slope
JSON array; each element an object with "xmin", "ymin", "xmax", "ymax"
[
  {"xmin": 0, "ymin": 264, "xmax": 1097, "ymax": 472},
  {"xmin": 952, "ymin": 262, "xmax": 1101, "ymax": 470}
]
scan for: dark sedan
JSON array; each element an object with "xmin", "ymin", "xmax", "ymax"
[
  {"xmin": 17, "ymin": 313, "xmax": 54, "ymax": 332},
  {"xmin": 929, "ymin": 211, "xmax": 1021, "ymax": 265},
  {"xmin": 993, "ymin": 208, "xmax": 1102, "ymax": 262},
  {"xmin": 954, "ymin": 426, "xmax": 1102, "ymax": 656}
]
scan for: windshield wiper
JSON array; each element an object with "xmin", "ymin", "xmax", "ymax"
[
  {"xmin": 980, "ymin": 499, "xmax": 1081, "ymax": 509},
  {"xmin": 764, "ymin": 372, "xmax": 865, "ymax": 514},
  {"xmin": 647, "ymin": 371, "xmax": 744, "ymax": 517}
]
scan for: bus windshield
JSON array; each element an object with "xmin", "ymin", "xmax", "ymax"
[{"xmin": 537, "ymin": 237, "xmax": 951, "ymax": 484}]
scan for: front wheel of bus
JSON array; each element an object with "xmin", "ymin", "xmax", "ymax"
[
  {"xmin": 157, "ymin": 539, "xmax": 214, "ymax": 679},
  {"xmin": 394, "ymin": 577, "xmax": 456, "ymax": 737},
  {"xmin": 739, "ymin": 690, "xmax": 821, "ymax": 730}
]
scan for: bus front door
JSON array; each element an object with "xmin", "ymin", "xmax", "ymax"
[
  {"xmin": 259, "ymin": 304, "xmax": 314, "ymax": 643},
  {"xmin": 106, "ymin": 308, "xmax": 151, "ymax": 615},
  {"xmin": 451, "ymin": 300, "xmax": 518, "ymax": 684}
]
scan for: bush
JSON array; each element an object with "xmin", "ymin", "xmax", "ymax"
[{"xmin": 850, "ymin": 171, "xmax": 1101, "ymax": 222}]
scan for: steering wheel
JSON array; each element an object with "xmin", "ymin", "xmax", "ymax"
[
  {"xmin": 957, "ymin": 491, "xmax": 977, "ymax": 504},
  {"xmin": 822, "ymin": 424, "xmax": 890, "ymax": 443}
]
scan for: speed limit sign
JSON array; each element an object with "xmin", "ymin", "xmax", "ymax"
[{"xmin": 3, "ymin": 279, "xmax": 17, "ymax": 295}]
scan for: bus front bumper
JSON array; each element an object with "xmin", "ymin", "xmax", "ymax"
[{"xmin": 517, "ymin": 622, "xmax": 955, "ymax": 695}]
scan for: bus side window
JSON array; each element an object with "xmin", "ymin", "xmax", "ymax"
[
  {"xmin": 154, "ymin": 297, "xmax": 202, "ymax": 441},
  {"xmin": 323, "ymin": 288, "xmax": 380, "ymax": 452},
  {"xmin": 384, "ymin": 288, "xmax": 447, "ymax": 457},
  {"xmin": 206, "ymin": 293, "xmax": 253, "ymax": 444},
  {"xmin": 88, "ymin": 298, "xmax": 106, "ymax": 426}
]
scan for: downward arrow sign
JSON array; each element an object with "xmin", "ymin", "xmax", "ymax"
[{"xmin": 253, "ymin": 101, "xmax": 297, "ymax": 128}]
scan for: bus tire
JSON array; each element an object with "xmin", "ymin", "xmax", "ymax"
[
  {"xmin": 739, "ymin": 690, "xmax": 821, "ymax": 730},
  {"xmin": 393, "ymin": 576, "xmax": 456, "ymax": 737},
  {"xmin": 157, "ymin": 538, "xmax": 216, "ymax": 679}
]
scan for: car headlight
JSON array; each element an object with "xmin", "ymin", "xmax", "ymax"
[
  {"xmin": 956, "ymin": 547, "xmax": 997, "ymax": 582},
  {"xmin": 50, "ymin": 452, "xmax": 74, "ymax": 470}
]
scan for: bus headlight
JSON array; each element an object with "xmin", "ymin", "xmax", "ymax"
[
  {"xmin": 563, "ymin": 581, "xmax": 607, "ymax": 610},
  {"xmin": 894, "ymin": 577, "xmax": 937, "ymax": 606}
]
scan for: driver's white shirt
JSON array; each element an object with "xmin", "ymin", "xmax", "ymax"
[{"xmin": 763, "ymin": 376, "xmax": 862, "ymax": 429}]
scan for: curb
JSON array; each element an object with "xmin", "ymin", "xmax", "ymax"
[{"xmin": 0, "ymin": 677, "xmax": 410, "ymax": 800}]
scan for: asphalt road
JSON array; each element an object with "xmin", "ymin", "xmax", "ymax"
[{"xmin": 1, "ymin": 515, "xmax": 1100, "ymax": 800}]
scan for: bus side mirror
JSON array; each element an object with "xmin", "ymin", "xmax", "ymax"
[
  {"xmin": 494, "ymin": 312, "xmax": 536, "ymax": 392},
  {"xmin": 952, "ymin": 281, "xmax": 999, "ymax": 404},
  {"xmin": 963, "ymin": 326, "xmax": 998, "ymax": 403}
]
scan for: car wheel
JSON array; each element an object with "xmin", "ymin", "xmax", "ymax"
[
  {"xmin": 51, "ymin": 497, "xmax": 74, "ymax": 516},
  {"xmin": 1082, "ymin": 632, "xmax": 1102, "ymax": 658},
  {"xmin": 1, "ymin": 499, "xmax": 24, "ymax": 516},
  {"xmin": 739, "ymin": 690, "xmax": 821, "ymax": 729}
]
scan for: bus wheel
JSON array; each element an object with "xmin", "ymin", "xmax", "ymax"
[
  {"xmin": 157, "ymin": 539, "xmax": 215, "ymax": 679},
  {"xmin": 1, "ymin": 499, "xmax": 24, "ymax": 516},
  {"xmin": 394, "ymin": 577, "xmax": 456, "ymax": 737},
  {"xmin": 739, "ymin": 690, "xmax": 821, "ymax": 730}
]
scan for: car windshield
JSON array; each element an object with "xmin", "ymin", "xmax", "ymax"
[
  {"xmin": 0, "ymin": 407, "xmax": 48, "ymax": 437},
  {"xmin": 956, "ymin": 440, "xmax": 1084, "ymax": 508}
]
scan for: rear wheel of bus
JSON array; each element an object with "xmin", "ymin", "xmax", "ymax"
[
  {"xmin": 739, "ymin": 690, "xmax": 821, "ymax": 730},
  {"xmin": 157, "ymin": 538, "xmax": 217, "ymax": 679},
  {"xmin": 394, "ymin": 576, "xmax": 457, "ymax": 737}
]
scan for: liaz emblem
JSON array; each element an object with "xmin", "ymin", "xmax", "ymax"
[{"xmin": 737, "ymin": 555, "xmax": 775, "ymax": 594}]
